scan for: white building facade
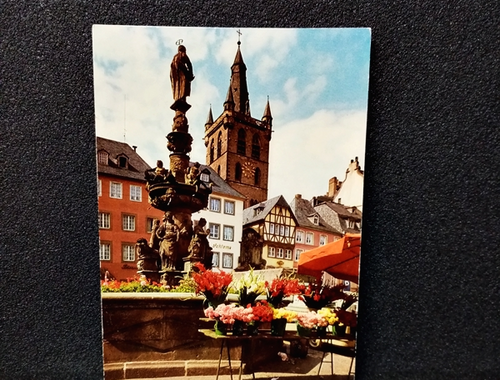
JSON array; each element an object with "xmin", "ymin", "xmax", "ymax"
[{"xmin": 192, "ymin": 165, "xmax": 245, "ymax": 270}]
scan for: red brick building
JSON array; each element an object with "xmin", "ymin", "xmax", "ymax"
[
  {"xmin": 97, "ymin": 137, "xmax": 163, "ymax": 281},
  {"xmin": 289, "ymin": 194, "xmax": 343, "ymax": 269}
]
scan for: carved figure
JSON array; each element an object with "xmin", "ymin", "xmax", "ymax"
[
  {"xmin": 156, "ymin": 213, "xmax": 179, "ymax": 270},
  {"xmin": 187, "ymin": 218, "xmax": 212, "ymax": 266},
  {"xmin": 186, "ymin": 162, "xmax": 201, "ymax": 189},
  {"xmin": 170, "ymin": 45, "xmax": 194, "ymax": 103},
  {"xmin": 136, "ymin": 238, "xmax": 161, "ymax": 272},
  {"xmin": 145, "ymin": 160, "xmax": 170, "ymax": 188},
  {"xmin": 149, "ymin": 219, "xmax": 161, "ymax": 251}
]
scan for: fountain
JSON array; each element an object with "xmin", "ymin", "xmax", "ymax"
[{"xmin": 137, "ymin": 43, "xmax": 213, "ymax": 286}]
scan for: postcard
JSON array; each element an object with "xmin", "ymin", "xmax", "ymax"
[{"xmin": 93, "ymin": 25, "xmax": 370, "ymax": 379}]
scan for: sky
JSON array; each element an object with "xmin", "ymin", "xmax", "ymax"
[{"xmin": 93, "ymin": 26, "xmax": 371, "ymax": 204}]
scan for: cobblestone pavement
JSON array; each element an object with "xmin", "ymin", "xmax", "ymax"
[{"xmin": 133, "ymin": 349, "xmax": 355, "ymax": 380}]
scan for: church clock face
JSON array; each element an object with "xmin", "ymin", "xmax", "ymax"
[{"xmin": 242, "ymin": 161, "xmax": 254, "ymax": 178}]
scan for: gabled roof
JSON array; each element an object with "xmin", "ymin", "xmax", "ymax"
[
  {"xmin": 243, "ymin": 195, "xmax": 292, "ymax": 226},
  {"xmin": 96, "ymin": 137, "xmax": 152, "ymax": 181},
  {"xmin": 198, "ymin": 164, "xmax": 246, "ymax": 200},
  {"xmin": 318, "ymin": 201, "xmax": 362, "ymax": 221},
  {"xmin": 289, "ymin": 195, "xmax": 343, "ymax": 235}
]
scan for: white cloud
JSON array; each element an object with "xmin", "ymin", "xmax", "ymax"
[{"xmin": 268, "ymin": 109, "xmax": 367, "ymax": 203}]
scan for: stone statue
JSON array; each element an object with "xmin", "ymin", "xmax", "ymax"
[
  {"xmin": 187, "ymin": 218, "xmax": 213, "ymax": 268},
  {"xmin": 170, "ymin": 45, "xmax": 194, "ymax": 103},
  {"xmin": 156, "ymin": 213, "xmax": 179, "ymax": 271},
  {"xmin": 136, "ymin": 238, "xmax": 161, "ymax": 272},
  {"xmin": 149, "ymin": 219, "xmax": 161, "ymax": 251}
]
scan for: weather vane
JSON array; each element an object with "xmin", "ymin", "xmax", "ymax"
[
  {"xmin": 236, "ymin": 29, "xmax": 242, "ymax": 45},
  {"xmin": 176, "ymin": 39, "xmax": 183, "ymax": 46}
]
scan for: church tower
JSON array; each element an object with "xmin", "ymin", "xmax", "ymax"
[{"xmin": 204, "ymin": 38, "xmax": 273, "ymax": 208}]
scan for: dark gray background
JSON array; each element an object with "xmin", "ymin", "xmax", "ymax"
[{"xmin": 2, "ymin": 1, "xmax": 499, "ymax": 379}]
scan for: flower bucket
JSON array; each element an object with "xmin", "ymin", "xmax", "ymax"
[
  {"xmin": 271, "ymin": 318, "xmax": 287, "ymax": 336},
  {"xmin": 232, "ymin": 320, "xmax": 245, "ymax": 336},
  {"xmin": 214, "ymin": 320, "xmax": 227, "ymax": 336},
  {"xmin": 247, "ymin": 321, "xmax": 259, "ymax": 336},
  {"xmin": 297, "ymin": 324, "xmax": 311, "ymax": 337},
  {"xmin": 315, "ymin": 326, "xmax": 327, "ymax": 338},
  {"xmin": 334, "ymin": 324, "xmax": 346, "ymax": 337}
]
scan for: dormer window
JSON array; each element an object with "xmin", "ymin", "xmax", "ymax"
[
  {"xmin": 200, "ymin": 168, "xmax": 210, "ymax": 183},
  {"xmin": 117, "ymin": 154, "xmax": 129, "ymax": 169},
  {"xmin": 98, "ymin": 151, "xmax": 109, "ymax": 165},
  {"xmin": 308, "ymin": 214, "xmax": 320, "ymax": 225}
]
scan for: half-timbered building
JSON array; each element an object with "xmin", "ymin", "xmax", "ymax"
[{"xmin": 239, "ymin": 195, "xmax": 297, "ymax": 270}]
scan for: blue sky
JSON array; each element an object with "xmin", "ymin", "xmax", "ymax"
[{"xmin": 93, "ymin": 26, "xmax": 371, "ymax": 203}]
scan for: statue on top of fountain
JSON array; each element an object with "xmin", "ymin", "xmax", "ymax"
[{"xmin": 170, "ymin": 44, "xmax": 194, "ymax": 112}]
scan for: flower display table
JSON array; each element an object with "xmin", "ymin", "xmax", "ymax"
[{"xmin": 198, "ymin": 329, "xmax": 307, "ymax": 380}]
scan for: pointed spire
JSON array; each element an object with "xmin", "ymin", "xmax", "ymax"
[
  {"xmin": 224, "ymin": 83, "xmax": 234, "ymax": 111},
  {"xmin": 262, "ymin": 96, "xmax": 273, "ymax": 127},
  {"xmin": 229, "ymin": 38, "xmax": 250, "ymax": 116},
  {"xmin": 205, "ymin": 105, "xmax": 214, "ymax": 126}
]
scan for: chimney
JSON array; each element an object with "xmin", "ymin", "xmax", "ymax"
[
  {"xmin": 132, "ymin": 145, "xmax": 137, "ymax": 152},
  {"xmin": 295, "ymin": 194, "xmax": 302, "ymax": 199}
]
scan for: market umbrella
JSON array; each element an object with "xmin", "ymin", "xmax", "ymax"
[{"xmin": 297, "ymin": 233, "xmax": 361, "ymax": 284}]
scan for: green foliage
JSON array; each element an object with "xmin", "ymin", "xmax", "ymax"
[{"xmin": 170, "ymin": 274, "xmax": 197, "ymax": 293}]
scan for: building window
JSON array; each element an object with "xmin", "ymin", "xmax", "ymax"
[
  {"xmin": 269, "ymin": 223, "xmax": 275, "ymax": 234},
  {"xmin": 268, "ymin": 246, "xmax": 276, "ymax": 258},
  {"xmin": 251, "ymin": 134, "xmax": 260, "ymax": 160},
  {"xmin": 98, "ymin": 212, "xmax": 110, "ymax": 229},
  {"xmin": 118, "ymin": 156, "xmax": 128, "ymax": 168},
  {"xmin": 285, "ymin": 249, "xmax": 292, "ymax": 260},
  {"xmin": 306, "ymin": 232, "xmax": 314, "ymax": 245},
  {"xmin": 254, "ymin": 167, "xmax": 261, "ymax": 186},
  {"xmin": 285, "ymin": 226, "xmax": 290, "ymax": 237},
  {"xmin": 98, "ymin": 179, "xmax": 102, "ymax": 197},
  {"xmin": 223, "ymin": 225, "xmax": 234, "ymax": 241},
  {"xmin": 294, "ymin": 248, "xmax": 304, "ymax": 262},
  {"xmin": 201, "ymin": 172, "xmax": 210, "ymax": 182},
  {"xmin": 235, "ymin": 163, "xmax": 242, "ymax": 181},
  {"xmin": 222, "ymin": 253, "xmax": 233, "ymax": 269},
  {"xmin": 130, "ymin": 185, "xmax": 142, "ymax": 202},
  {"xmin": 210, "ymin": 141, "xmax": 214, "ymax": 163},
  {"xmin": 122, "ymin": 244, "xmax": 135, "ymax": 262},
  {"xmin": 237, "ymin": 128, "xmax": 246, "ymax": 155},
  {"xmin": 98, "ymin": 151, "xmax": 108, "ymax": 165},
  {"xmin": 110, "ymin": 182, "xmax": 122, "ymax": 199},
  {"xmin": 277, "ymin": 248, "xmax": 284, "ymax": 258},
  {"xmin": 100, "ymin": 242, "xmax": 111, "ymax": 261},
  {"xmin": 122, "ymin": 215, "xmax": 136, "ymax": 231},
  {"xmin": 209, "ymin": 197, "xmax": 221, "ymax": 212},
  {"xmin": 320, "ymin": 235, "xmax": 327, "ymax": 246},
  {"xmin": 146, "ymin": 217, "xmax": 157, "ymax": 233},
  {"xmin": 224, "ymin": 200, "xmax": 235, "ymax": 215},
  {"xmin": 212, "ymin": 252, "xmax": 219, "ymax": 268},
  {"xmin": 209, "ymin": 223, "xmax": 220, "ymax": 239},
  {"xmin": 296, "ymin": 230, "xmax": 304, "ymax": 243},
  {"xmin": 217, "ymin": 132, "xmax": 222, "ymax": 158},
  {"xmin": 313, "ymin": 215, "xmax": 319, "ymax": 225},
  {"xmin": 279, "ymin": 225, "xmax": 285, "ymax": 236}
]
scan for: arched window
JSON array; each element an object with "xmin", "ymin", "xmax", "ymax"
[
  {"xmin": 235, "ymin": 163, "xmax": 242, "ymax": 181},
  {"xmin": 217, "ymin": 132, "xmax": 222, "ymax": 158},
  {"xmin": 237, "ymin": 129, "xmax": 246, "ymax": 155},
  {"xmin": 251, "ymin": 134, "xmax": 260, "ymax": 160},
  {"xmin": 210, "ymin": 140, "xmax": 214, "ymax": 163},
  {"xmin": 254, "ymin": 167, "xmax": 261, "ymax": 186}
]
